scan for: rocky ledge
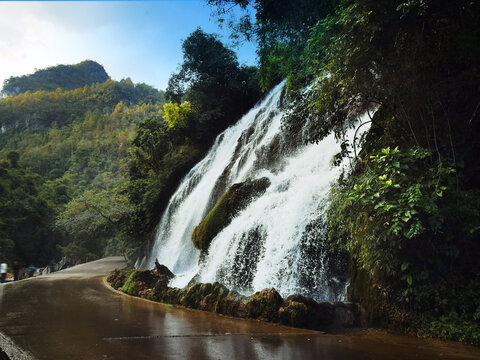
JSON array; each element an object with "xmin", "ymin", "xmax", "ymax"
[{"xmin": 107, "ymin": 266, "xmax": 364, "ymax": 331}]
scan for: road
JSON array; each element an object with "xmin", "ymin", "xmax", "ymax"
[{"xmin": 0, "ymin": 257, "xmax": 479, "ymax": 359}]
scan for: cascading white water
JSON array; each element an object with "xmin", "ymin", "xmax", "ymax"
[{"xmin": 146, "ymin": 82, "xmax": 366, "ymax": 302}]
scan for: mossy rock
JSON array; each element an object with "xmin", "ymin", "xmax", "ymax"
[
  {"xmin": 246, "ymin": 288, "xmax": 283, "ymax": 322},
  {"xmin": 180, "ymin": 283, "xmax": 213, "ymax": 308},
  {"xmin": 151, "ymin": 275, "xmax": 172, "ymax": 302},
  {"xmin": 349, "ymin": 262, "xmax": 389, "ymax": 327},
  {"xmin": 192, "ymin": 177, "xmax": 271, "ymax": 251},
  {"xmin": 107, "ymin": 269, "xmax": 129, "ymax": 290},
  {"xmin": 200, "ymin": 282, "xmax": 230, "ymax": 312},
  {"xmin": 154, "ymin": 261, "xmax": 175, "ymax": 280},
  {"xmin": 107, "ymin": 269, "xmax": 122, "ymax": 283},
  {"xmin": 138, "ymin": 288, "xmax": 155, "ymax": 300},
  {"xmin": 162, "ymin": 288, "xmax": 185, "ymax": 305},
  {"xmin": 217, "ymin": 290, "xmax": 249, "ymax": 318},
  {"xmin": 279, "ymin": 301, "xmax": 309, "ymax": 327},
  {"xmin": 121, "ymin": 270, "xmax": 159, "ymax": 296},
  {"xmin": 122, "ymin": 278, "xmax": 144, "ymax": 296},
  {"xmin": 112, "ymin": 274, "xmax": 127, "ymax": 290}
]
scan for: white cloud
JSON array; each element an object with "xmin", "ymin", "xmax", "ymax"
[{"xmin": 0, "ymin": 1, "xmax": 257, "ymax": 91}]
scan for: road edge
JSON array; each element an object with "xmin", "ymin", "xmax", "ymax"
[{"xmin": 0, "ymin": 331, "xmax": 35, "ymax": 360}]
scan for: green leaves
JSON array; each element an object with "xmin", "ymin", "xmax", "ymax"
[
  {"xmin": 406, "ymin": 274, "xmax": 413, "ymax": 285},
  {"xmin": 327, "ymin": 146, "xmax": 468, "ymax": 305}
]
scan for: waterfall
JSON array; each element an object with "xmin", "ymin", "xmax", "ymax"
[{"xmin": 145, "ymin": 82, "xmax": 366, "ymax": 302}]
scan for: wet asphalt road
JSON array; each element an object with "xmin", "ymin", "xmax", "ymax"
[{"xmin": 1, "ymin": 257, "xmax": 480, "ymax": 360}]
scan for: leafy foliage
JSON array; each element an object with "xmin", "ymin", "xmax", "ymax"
[
  {"xmin": 329, "ymin": 147, "xmax": 479, "ymax": 281},
  {"xmin": 0, "ymin": 162, "xmax": 63, "ymax": 265},
  {"xmin": 163, "ymin": 102, "xmax": 191, "ymax": 130},
  {"xmin": 328, "ymin": 146, "xmax": 480, "ymax": 342}
]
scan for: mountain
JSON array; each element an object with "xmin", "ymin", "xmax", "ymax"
[{"xmin": 1, "ymin": 60, "xmax": 110, "ymax": 96}]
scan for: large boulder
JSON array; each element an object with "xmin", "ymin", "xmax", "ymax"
[
  {"xmin": 162, "ymin": 288, "xmax": 185, "ymax": 305},
  {"xmin": 191, "ymin": 177, "xmax": 271, "ymax": 251},
  {"xmin": 279, "ymin": 294, "xmax": 317, "ymax": 328},
  {"xmin": 279, "ymin": 301, "xmax": 309, "ymax": 327},
  {"xmin": 154, "ymin": 259, "xmax": 175, "ymax": 281},
  {"xmin": 246, "ymin": 288, "xmax": 283, "ymax": 322},
  {"xmin": 278, "ymin": 295, "xmax": 363, "ymax": 330}
]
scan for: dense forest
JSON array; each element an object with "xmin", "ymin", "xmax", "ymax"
[
  {"xmin": 0, "ymin": 68, "xmax": 165, "ymax": 265},
  {"xmin": 0, "ymin": 0, "xmax": 479, "ymax": 346}
]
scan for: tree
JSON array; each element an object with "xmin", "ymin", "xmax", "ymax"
[
  {"xmin": 7, "ymin": 151, "xmax": 19, "ymax": 168},
  {"xmin": 166, "ymin": 28, "xmax": 261, "ymax": 141},
  {"xmin": 207, "ymin": 0, "xmax": 337, "ymax": 90},
  {"xmin": 0, "ymin": 164, "xmax": 63, "ymax": 265},
  {"xmin": 57, "ymin": 187, "xmax": 134, "ymax": 262},
  {"xmin": 163, "ymin": 101, "xmax": 191, "ymax": 130}
]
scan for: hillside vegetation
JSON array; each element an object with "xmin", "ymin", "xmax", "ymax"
[
  {"xmin": 0, "ymin": 73, "xmax": 165, "ymax": 265},
  {"xmin": 2, "ymin": 60, "xmax": 109, "ymax": 96}
]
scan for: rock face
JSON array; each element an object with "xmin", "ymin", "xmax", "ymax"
[
  {"xmin": 107, "ymin": 266, "xmax": 364, "ymax": 331},
  {"xmin": 191, "ymin": 177, "xmax": 271, "ymax": 251}
]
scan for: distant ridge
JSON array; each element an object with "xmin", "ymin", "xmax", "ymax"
[{"xmin": 1, "ymin": 60, "xmax": 110, "ymax": 96}]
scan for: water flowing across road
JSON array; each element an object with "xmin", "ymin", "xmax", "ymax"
[{"xmin": 1, "ymin": 258, "xmax": 479, "ymax": 359}]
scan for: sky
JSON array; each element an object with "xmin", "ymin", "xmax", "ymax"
[{"xmin": 0, "ymin": 1, "xmax": 257, "ymax": 91}]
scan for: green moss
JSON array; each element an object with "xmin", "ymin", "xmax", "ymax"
[
  {"xmin": 202, "ymin": 282, "xmax": 229, "ymax": 312},
  {"xmin": 121, "ymin": 271, "xmax": 142, "ymax": 296},
  {"xmin": 162, "ymin": 288, "xmax": 185, "ymax": 305},
  {"xmin": 192, "ymin": 177, "xmax": 270, "ymax": 251},
  {"xmin": 216, "ymin": 291, "xmax": 248, "ymax": 317},
  {"xmin": 121, "ymin": 269, "xmax": 158, "ymax": 296},
  {"xmin": 107, "ymin": 268, "xmax": 130, "ymax": 290}
]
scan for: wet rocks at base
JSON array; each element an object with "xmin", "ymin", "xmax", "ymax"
[{"xmin": 107, "ymin": 266, "xmax": 363, "ymax": 331}]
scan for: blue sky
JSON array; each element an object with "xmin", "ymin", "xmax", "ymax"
[{"xmin": 0, "ymin": 1, "xmax": 257, "ymax": 91}]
